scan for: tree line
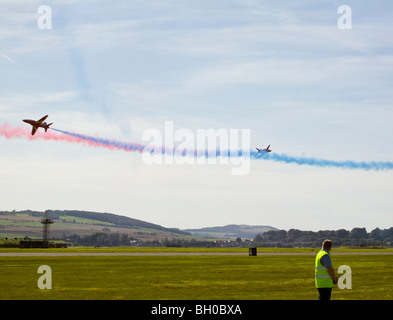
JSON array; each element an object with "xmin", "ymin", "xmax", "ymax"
[
  {"xmin": 64, "ymin": 233, "xmax": 244, "ymax": 248},
  {"xmin": 253, "ymin": 227, "xmax": 393, "ymax": 248},
  {"xmin": 65, "ymin": 232, "xmax": 139, "ymax": 247},
  {"xmin": 63, "ymin": 227, "xmax": 393, "ymax": 248}
]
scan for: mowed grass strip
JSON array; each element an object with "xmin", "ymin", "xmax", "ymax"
[{"xmin": 0, "ymin": 254, "xmax": 392, "ymax": 300}]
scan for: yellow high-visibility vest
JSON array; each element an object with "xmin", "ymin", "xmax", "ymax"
[{"xmin": 315, "ymin": 250, "xmax": 334, "ymax": 288}]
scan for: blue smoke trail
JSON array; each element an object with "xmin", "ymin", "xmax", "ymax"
[
  {"xmin": 51, "ymin": 128, "xmax": 393, "ymax": 171},
  {"xmin": 251, "ymin": 150, "xmax": 393, "ymax": 171}
]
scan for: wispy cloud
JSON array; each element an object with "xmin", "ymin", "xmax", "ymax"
[
  {"xmin": 0, "ymin": 91, "xmax": 77, "ymax": 113},
  {"xmin": 185, "ymin": 55, "xmax": 393, "ymax": 90},
  {"xmin": 0, "ymin": 53, "xmax": 15, "ymax": 62}
]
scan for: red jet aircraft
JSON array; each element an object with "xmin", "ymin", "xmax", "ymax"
[
  {"xmin": 23, "ymin": 115, "xmax": 53, "ymax": 135},
  {"xmin": 256, "ymin": 145, "xmax": 271, "ymax": 153}
]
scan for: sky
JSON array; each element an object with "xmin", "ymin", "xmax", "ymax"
[{"xmin": 1, "ymin": 0, "xmax": 393, "ymax": 232}]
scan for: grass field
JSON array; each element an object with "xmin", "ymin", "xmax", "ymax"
[{"xmin": 1, "ymin": 248, "xmax": 392, "ymax": 300}]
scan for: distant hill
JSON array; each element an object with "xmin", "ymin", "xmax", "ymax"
[
  {"xmin": 0, "ymin": 209, "xmax": 190, "ymax": 241},
  {"xmin": 0, "ymin": 210, "xmax": 277, "ymax": 242},
  {"xmin": 49, "ymin": 209, "xmax": 189, "ymax": 235},
  {"xmin": 184, "ymin": 224, "xmax": 278, "ymax": 240}
]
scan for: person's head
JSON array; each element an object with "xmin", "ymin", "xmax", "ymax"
[{"xmin": 322, "ymin": 239, "xmax": 332, "ymax": 251}]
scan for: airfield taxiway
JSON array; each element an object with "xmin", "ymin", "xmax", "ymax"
[{"xmin": 1, "ymin": 251, "xmax": 392, "ymax": 257}]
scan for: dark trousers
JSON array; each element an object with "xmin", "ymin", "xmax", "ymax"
[{"xmin": 317, "ymin": 288, "xmax": 332, "ymax": 300}]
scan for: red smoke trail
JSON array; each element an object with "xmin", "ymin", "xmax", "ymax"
[
  {"xmin": 0, "ymin": 123, "xmax": 72, "ymax": 142},
  {"xmin": 0, "ymin": 123, "xmax": 143, "ymax": 152}
]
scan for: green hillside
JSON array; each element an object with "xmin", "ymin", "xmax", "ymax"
[
  {"xmin": 0, "ymin": 210, "xmax": 277, "ymax": 246},
  {"xmin": 0, "ymin": 209, "xmax": 190, "ymax": 241}
]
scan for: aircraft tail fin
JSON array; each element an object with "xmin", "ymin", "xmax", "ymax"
[{"xmin": 45, "ymin": 123, "xmax": 53, "ymax": 132}]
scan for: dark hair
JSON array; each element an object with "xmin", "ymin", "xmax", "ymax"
[{"xmin": 322, "ymin": 239, "xmax": 332, "ymax": 249}]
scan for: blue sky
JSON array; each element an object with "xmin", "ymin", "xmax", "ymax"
[{"xmin": 1, "ymin": 0, "xmax": 393, "ymax": 231}]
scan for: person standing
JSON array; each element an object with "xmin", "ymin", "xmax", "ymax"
[{"xmin": 315, "ymin": 239, "xmax": 338, "ymax": 300}]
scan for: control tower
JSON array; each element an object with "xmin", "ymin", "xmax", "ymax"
[{"xmin": 41, "ymin": 210, "xmax": 54, "ymax": 243}]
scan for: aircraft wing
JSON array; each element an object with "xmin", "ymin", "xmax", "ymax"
[
  {"xmin": 31, "ymin": 126, "xmax": 38, "ymax": 135},
  {"xmin": 37, "ymin": 115, "xmax": 48, "ymax": 124}
]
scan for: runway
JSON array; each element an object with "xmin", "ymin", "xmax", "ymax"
[{"xmin": 1, "ymin": 251, "xmax": 392, "ymax": 257}]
